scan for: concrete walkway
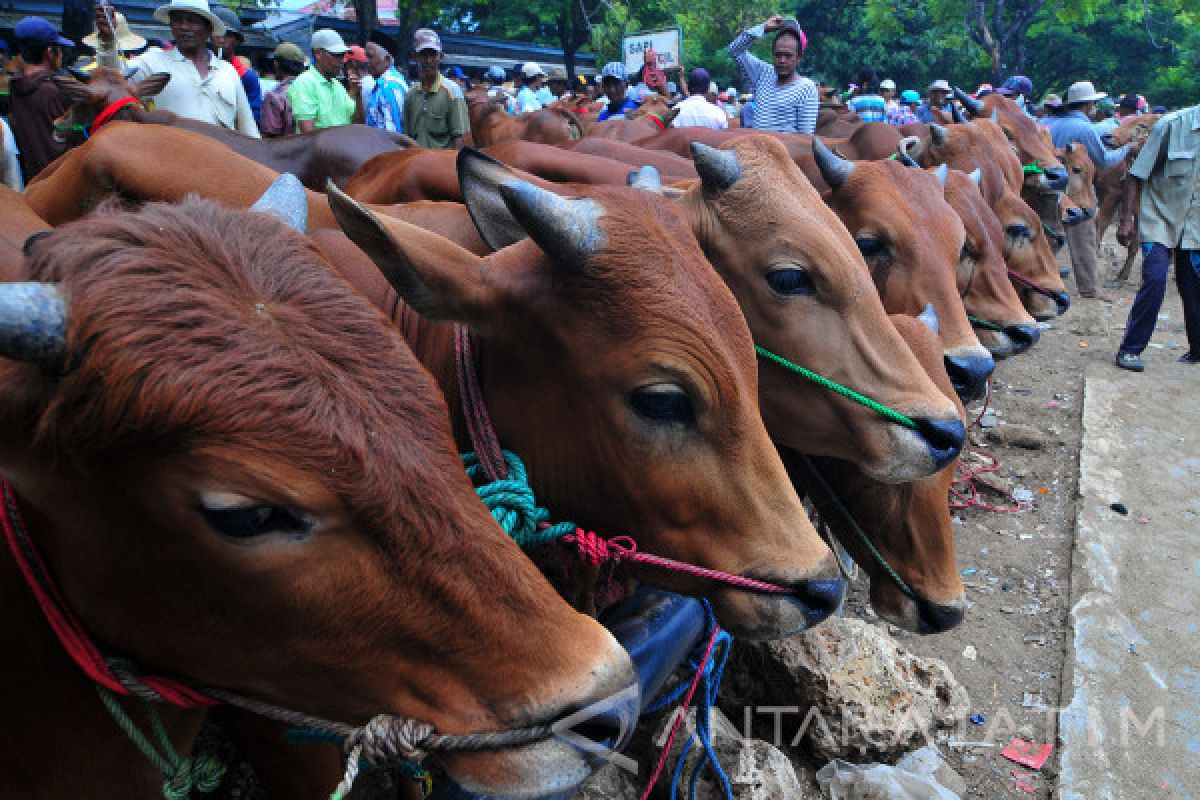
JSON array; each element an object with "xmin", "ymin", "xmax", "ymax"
[{"xmin": 1058, "ymin": 360, "xmax": 1200, "ymax": 799}]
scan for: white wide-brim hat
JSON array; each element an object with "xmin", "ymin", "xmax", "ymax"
[
  {"xmin": 153, "ymin": 0, "xmax": 225, "ymax": 37},
  {"xmin": 1065, "ymin": 80, "xmax": 1106, "ymax": 104}
]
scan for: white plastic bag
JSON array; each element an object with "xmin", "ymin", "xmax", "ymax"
[{"xmin": 815, "ymin": 747, "xmax": 961, "ymax": 800}]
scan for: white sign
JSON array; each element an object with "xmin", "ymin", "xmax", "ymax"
[{"xmin": 622, "ymin": 27, "xmax": 682, "ymax": 77}]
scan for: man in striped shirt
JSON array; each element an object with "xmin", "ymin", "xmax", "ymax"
[{"xmin": 728, "ymin": 16, "xmax": 818, "ymax": 135}]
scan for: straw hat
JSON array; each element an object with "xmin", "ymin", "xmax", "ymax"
[
  {"xmin": 152, "ymin": 0, "xmax": 226, "ymax": 36},
  {"xmin": 84, "ymin": 12, "xmax": 146, "ymax": 51}
]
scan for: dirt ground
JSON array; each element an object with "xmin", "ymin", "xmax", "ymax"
[{"xmin": 829, "ymin": 231, "xmax": 1190, "ymax": 799}]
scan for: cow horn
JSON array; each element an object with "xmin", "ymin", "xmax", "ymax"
[
  {"xmin": 0, "ymin": 283, "xmax": 67, "ymax": 372},
  {"xmin": 950, "ymin": 101, "xmax": 968, "ymax": 125},
  {"xmin": 627, "ymin": 165, "xmax": 664, "ymax": 194},
  {"xmin": 811, "ymin": 137, "xmax": 855, "ymax": 191},
  {"xmin": 895, "ymin": 149, "xmax": 920, "ymax": 168},
  {"xmin": 917, "ymin": 303, "xmax": 940, "ymax": 334},
  {"xmin": 968, "ymin": 168, "xmax": 983, "ymax": 186},
  {"xmin": 498, "ymin": 181, "xmax": 605, "ymax": 269},
  {"xmin": 954, "ymin": 87, "xmax": 986, "ymax": 118},
  {"xmin": 251, "ymin": 173, "xmax": 307, "ymax": 233},
  {"xmin": 690, "ymin": 142, "xmax": 741, "ymax": 190},
  {"xmin": 933, "ymin": 163, "xmax": 949, "ymax": 186},
  {"xmin": 930, "ymin": 124, "xmax": 949, "ymax": 147}
]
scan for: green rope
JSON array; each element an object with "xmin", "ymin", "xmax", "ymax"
[
  {"xmin": 462, "ymin": 450, "xmax": 575, "ymax": 549},
  {"xmin": 1022, "ymin": 162, "xmax": 1045, "ymax": 175},
  {"xmin": 797, "ymin": 452, "xmax": 915, "ymax": 599},
  {"xmin": 754, "ymin": 345, "xmax": 918, "ymax": 430},
  {"xmin": 96, "ymin": 687, "xmax": 225, "ymax": 799},
  {"xmin": 968, "ymin": 315, "xmax": 1007, "ymax": 332}
]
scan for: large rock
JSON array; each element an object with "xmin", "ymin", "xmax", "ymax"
[
  {"xmin": 722, "ymin": 618, "xmax": 969, "ymax": 763},
  {"xmin": 986, "ymin": 422, "xmax": 1044, "ymax": 450}
]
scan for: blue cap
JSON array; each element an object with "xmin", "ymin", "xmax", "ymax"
[
  {"xmin": 444, "ymin": 65, "xmax": 465, "ymax": 79},
  {"xmin": 998, "ymin": 75, "xmax": 1033, "ymax": 97},
  {"xmin": 14, "ymin": 17, "xmax": 74, "ymax": 48},
  {"xmin": 900, "ymin": 89, "xmax": 921, "ymax": 104},
  {"xmin": 600, "ymin": 61, "xmax": 626, "ymax": 82},
  {"xmin": 484, "ymin": 66, "xmax": 505, "ymax": 82}
]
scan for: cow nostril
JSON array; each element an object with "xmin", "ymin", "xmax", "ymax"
[
  {"xmin": 943, "ymin": 353, "xmax": 995, "ymax": 403},
  {"xmin": 786, "ymin": 577, "xmax": 846, "ymax": 627},
  {"xmin": 571, "ymin": 714, "xmax": 626, "ymax": 752},
  {"xmin": 1004, "ymin": 324, "xmax": 1041, "ymax": 353},
  {"xmin": 1044, "ymin": 168, "xmax": 1069, "ymax": 190},
  {"xmin": 916, "ymin": 598, "xmax": 966, "ymax": 633},
  {"xmin": 1054, "ymin": 291, "xmax": 1070, "ymax": 314},
  {"xmin": 913, "ymin": 416, "xmax": 966, "ymax": 470}
]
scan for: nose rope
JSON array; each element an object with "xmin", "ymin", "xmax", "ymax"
[
  {"xmin": 455, "ymin": 324, "xmax": 792, "ymax": 595},
  {"xmin": 1022, "ymin": 162, "xmax": 1046, "ymax": 175},
  {"xmin": 793, "ymin": 453, "xmax": 916, "ymax": 599},
  {"xmin": 968, "ymin": 315, "xmax": 1008, "ymax": 333},
  {"xmin": 1007, "ymin": 267, "xmax": 1062, "ymax": 302},
  {"xmin": 754, "ymin": 345, "xmax": 918, "ymax": 430}
]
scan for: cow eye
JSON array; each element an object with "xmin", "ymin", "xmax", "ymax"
[
  {"xmin": 766, "ymin": 268, "xmax": 816, "ymax": 296},
  {"xmin": 629, "ymin": 384, "xmax": 696, "ymax": 427},
  {"xmin": 200, "ymin": 500, "xmax": 314, "ymax": 540},
  {"xmin": 855, "ymin": 236, "xmax": 888, "ymax": 259},
  {"xmin": 1005, "ymin": 224, "xmax": 1032, "ymax": 240}
]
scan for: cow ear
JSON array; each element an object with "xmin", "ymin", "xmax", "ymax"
[
  {"xmin": 458, "ymin": 147, "xmax": 529, "ymax": 251},
  {"xmin": 133, "ymin": 72, "xmax": 171, "ymax": 100},
  {"xmin": 326, "ymin": 183, "xmax": 503, "ymax": 325},
  {"xmin": 51, "ymin": 73, "xmax": 98, "ymax": 104}
]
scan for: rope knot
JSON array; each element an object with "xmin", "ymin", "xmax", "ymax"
[
  {"xmin": 562, "ymin": 529, "xmax": 636, "ymax": 566},
  {"xmin": 463, "ymin": 451, "xmax": 564, "ymax": 549},
  {"xmin": 350, "ymin": 714, "xmax": 435, "ymax": 767}
]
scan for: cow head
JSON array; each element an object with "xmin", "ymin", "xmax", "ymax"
[
  {"xmin": 972, "ymin": 91, "xmax": 1067, "ymax": 193},
  {"xmin": 50, "ymin": 67, "xmax": 170, "ymax": 143},
  {"xmin": 902, "ymin": 119, "xmax": 1023, "ymax": 207},
  {"xmin": 941, "ymin": 168, "xmax": 1041, "ymax": 357},
  {"xmin": 0, "ymin": 196, "xmax": 638, "ymax": 797},
  {"xmin": 327, "ymin": 157, "xmax": 844, "ymax": 640},
  {"xmin": 995, "ymin": 187, "xmax": 1070, "ymax": 319},
  {"xmin": 789, "ymin": 313, "xmax": 966, "ymax": 633},
  {"xmin": 1103, "ymin": 113, "xmax": 1160, "ymax": 148},
  {"xmin": 672, "ymin": 135, "xmax": 963, "ymax": 483},
  {"xmin": 812, "ymin": 140, "xmax": 995, "ymax": 403}
]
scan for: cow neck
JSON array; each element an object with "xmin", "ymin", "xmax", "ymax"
[
  {"xmin": 0, "ymin": 480, "xmax": 207, "ymax": 798},
  {"xmin": 92, "ymin": 96, "xmax": 144, "ymax": 134}
]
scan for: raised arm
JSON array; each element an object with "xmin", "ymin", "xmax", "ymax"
[{"xmin": 728, "ymin": 21, "xmax": 775, "ymax": 85}]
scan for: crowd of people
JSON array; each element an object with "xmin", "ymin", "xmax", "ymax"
[{"xmin": 0, "ymin": 4, "xmax": 1196, "ymax": 374}]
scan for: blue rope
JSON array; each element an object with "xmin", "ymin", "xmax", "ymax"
[
  {"xmin": 462, "ymin": 450, "xmax": 575, "ymax": 550},
  {"xmin": 644, "ymin": 602, "xmax": 734, "ymax": 800}
]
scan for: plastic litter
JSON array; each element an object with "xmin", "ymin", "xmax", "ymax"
[
  {"xmin": 962, "ymin": 644, "xmax": 977, "ymax": 661},
  {"xmin": 1000, "ymin": 739, "xmax": 1053, "ymax": 770},
  {"xmin": 816, "ymin": 747, "xmax": 962, "ymax": 800},
  {"xmin": 1012, "ymin": 488, "xmax": 1034, "ymax": 503},
  {"xmin": 969, "ymin": 713, "xmax": 986, "ymax": 725},
  {"xmin": 1110, "ymin": 502, "xmax": 1129, "ymax": 515},
  {"xmin": 1043, "ymin": 400, "xmax": 1063, "ymax": 409}
]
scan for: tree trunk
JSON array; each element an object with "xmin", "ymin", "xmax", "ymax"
[{"xmin": 353, "ymin": 0, "xmax": 377, "ymax": 46}]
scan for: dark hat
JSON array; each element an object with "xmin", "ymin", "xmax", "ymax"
[
  {"xmin": 210, "ymin": 6, "xmax": 243, "ymax": 38},
  {"xmin": 444, "ymin": 65, "xmax": 465, "ymax": 79},
  {"xmin": 13, "ymin": 17, "xmax": 74, "ymax": 48},
  {"xmin": 1117, "ymin": 94, "xmax": 1139, "ymax": 109},
  {"xmin": 997, "ymin": 75, "xmax": 1033, "ymax": 97}
]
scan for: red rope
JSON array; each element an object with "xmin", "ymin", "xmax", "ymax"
[
  {"xmin": 91, "ymin": 96, "xmax": 143, "ymax": 135},
  {"xmin": 949, "ymin": 381, "xmax": 1027, "ymax": 514},
  {"xmin": 1006, "ymin": 268, "xmax": 1059, "ymax": 302},
  {"xmin": 638, "ymin": 624, "xmax": 720, "ymax": 800},
  {"xmin": 0, "ymin": 480, "xmax": 216, "ymax": 707}
]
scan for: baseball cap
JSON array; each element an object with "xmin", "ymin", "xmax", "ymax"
[
  {"xmin": 600, "ymin": 62, "xmax": 626, "ymax": 82},
  {"xmin": 210, "ymin": 5, "xmax": 242, "ymax": 38},
  {"xmin": 775, "ymin": 19, "xmax": 808, "ymax": 52},
  {"xmin": 484, "ymin": 66, "xmax": 505, "ymax": 82},
  {"xmin": 1116, "ymin": 93, "xmax": 1139, "ymax": 110},
  {"xmin": 13, "ymin": 17, "xmax": 74, "ymax": 48},
  {"xmin": 412, "ymin": 28, "xmax": 441, "ymax": 53},
  {"xmin": 880, "ymin": 78, "xmax": 896, "ymax": 90},
  {"xmin": 444, "ymin": 65, "xmax": 465, "ymax": 79},
  {"xmin": 310, "ymin": 28, "xmax": 348, "ymax": 55},
  {"xmin": 520, "ymin": 62, "xmax": 546, "ymax": 79},
  {"xmin": 928, "ymin": 79, "xmax": 952, "ymax": 92},
  {"xmin": 900, "ymin": 89, "xmax": 921, "ymax": 104},
  {"xmin": 997, "ymin": 75, "xmax": 1033, "ymax": 97},
  {"xmin": 345, "ymin": 45, "xmax": 367, "ymax": 63},
  {"xmin": 273, "ymin": 41, "xmax": 306, "ymax": 64}
]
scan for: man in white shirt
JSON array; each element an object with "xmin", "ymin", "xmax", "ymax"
[
  {"xmin": 672, "ymin": 68, "xmax": 728, "ymax": 130},
  {"xmin": 93, "ymin": 0, "xmax": 259, "ymax": 137},
  {"xmin": 515, "ymin": 63, "xmax": 545, "ymax": 114}
]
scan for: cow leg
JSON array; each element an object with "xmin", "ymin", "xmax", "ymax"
[{"xmin": 1115, "ymin": 243, "xmax": 1138, "ymax": 285}]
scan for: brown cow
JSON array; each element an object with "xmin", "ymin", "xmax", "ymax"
[
  {"xmin": 560, "ymin": 137, "xmax": 698, "ymax": 182},
  {"xmin": 1031, "ymin": 143, "xmax": 1098, "ymax": 256},
  {"xmin": 1096, "ymin": 114, "xmax": 1160, "ymax": 286},
  {"xmin": 939, "ymin": 166, "xmax": 1041, "ymax": 357},
  {"xmin": 469, "ymin": 102, "xmax": 582, "ymax": 148},
  {"xmin": 632, "ymin": 123, "xmax": 903, "ymax": 166},
  {"xmin": 789, "ymin": 313, "xmax": 966, "ymax": 633},
  {"xmin": 0, "ymin": 186, "xmax": 50, "ymax": 271},
  {"xmin": 0, "ymin": 196, "xmax": 637, "ymax": 798},
  {"xmin": 809, "ymin": 141, "xmax": 996, "ymax": 401},
  {"xmin": 958, "ymin": 89, "xmax": 1068, "ymax": 194},
  {"xmin": 51, "ymin": 68, "xmax": 412, "ymax": 189},
  {"xmin": 325, "ymin": 178, "xmax": 845, "ymax": 638}
]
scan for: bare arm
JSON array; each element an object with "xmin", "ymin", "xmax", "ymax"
[{"xmin": 1117, "ymin": 175, "xmax": 1141, "ymax": 247}]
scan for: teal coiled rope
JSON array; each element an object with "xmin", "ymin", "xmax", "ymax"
[
  {"xmin": 754, "ymin": 345, "xmax": 918, "ymax": 430},
  {"xmin": 462, "ymin": 450, "xmax": 575, "ymax": 549}
]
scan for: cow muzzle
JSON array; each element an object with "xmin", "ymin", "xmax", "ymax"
[
  {"xmin": 911, "ymin": 415, "xmax": 966, "ymax": 472},
  {"xmin": 1041, "ymin": 167, "xmax": 1069, "ymax": 192},
  {"xmin": 943, "ymin": 349, "xmax": 996, "ymax": 403},
  {"xmin": 709, "ymin": 562, "xmax": 845, "ymax": 641},
  {"xmin": 1004, "ymin": 323, "xmax": 1041, "ymax": 354}
]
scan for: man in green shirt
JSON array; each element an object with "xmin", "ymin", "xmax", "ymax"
[
  {"xmin": 287, "ymin": 28, "xmax": 363, "ymax": 132},
  {"xmin": 402, "ymin": 28, "xmax": 468, "ymax": 149}
]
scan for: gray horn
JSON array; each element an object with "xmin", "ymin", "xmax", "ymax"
[
  {"xmin": 933, "ymin": 163, "xmax": 949, "ymax": 186},
  {"xmin": 690, "ymin": 142, "xmax": 741, "ymax": 190},
  {"xmin": 498, "ymin": 181, "xmax": 606, "ymax": 269},
  {"xmin": 917, "ymin": 303, "xmax": 940, "ymax": 334},
  {"xmin": 895, "ymin": 149, "xmax": 920, "ymax": 168},
  {"xmin": 968, "ymin": 168, "xmax": 983, "ymax": 186},
  {"xmin": 930, "ymin": 123, "xmax": 949, "ymax": 147},
  {"xmin": 811, "ymin": 137, "xmax": 855, "ymax": 191},
  {"xmin": 0, "ymin": 283, "xmax": 67, "ymax": 372},
  {"xmin": 953, "ymin": 87, "xmax": 986, "ymax": 118},
  {"xmin": 627, "ymin": 165, "xmax": 664, "ymax": 194},
  {"xmin": 251, "ymin": 173, "xmax": 307, "ymax": 233}
]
